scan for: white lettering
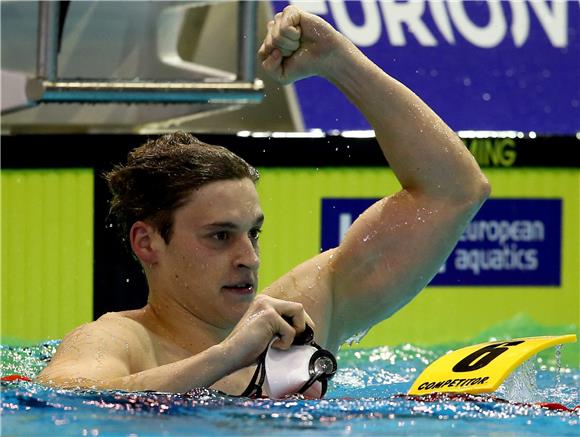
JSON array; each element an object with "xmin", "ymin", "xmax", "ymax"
[
  {"xmin": 339, "ymin": 213, "xmax": 353, "ymax": 243},
  {"xmin": 289, "ymin": 0, "xmax": 328, "ymax": 15},
  {"xmin": 525, "ymin": 249, "xmax": 539, "ymax": 270},
  {"xmin": 379, "ymin": 0, "xmax": 437, "ymax": 46},
  {"xmin": 429, "ymin": 1, "xmax": 455, "ymax": 44},
  {"xmin": 509, "ymin": 0, "xmax": 530, "ymax": 47},
  {"xmin": 454, "ymin": 245, "xmax": 540, "ymax": 275},
  {"xmin": 460, "ymin": 220, "xmax": 545, "ymax": 244},
  {"xmin": 527, "ymin": 0, "xmax": 568, "ymax": 47},
  {"xmin": 329, "ymin": 0, "xmax": 382, "ymax": 47},
  {"xmin": 310, "ymin": 0, "xmax": 569, "ymax": 48},
  {"xmin": 448, "ymin": 0, "xmax": 507, "ymax": 48}
]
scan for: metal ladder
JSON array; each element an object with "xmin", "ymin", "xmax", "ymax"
[{"xmin": 24, "ymin": 1, "xmax": 264, "ymax": 106}]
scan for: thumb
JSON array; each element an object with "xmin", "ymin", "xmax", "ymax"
[{"xmin": 271, "ymin": 316, "xmax": 296, "ymax": 350}]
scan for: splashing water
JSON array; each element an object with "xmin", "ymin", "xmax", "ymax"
[
  {"xmin": 555, "ymin": 344, "xmax": 562, "ymax": 387},
  {"xmin": 2, "ymin": 341, "xmax": 578, "ymax": 436},
  {"xmin": 496, "ymin": 358, "xmax": 538, "ymax": 404}
]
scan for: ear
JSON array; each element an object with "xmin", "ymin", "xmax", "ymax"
[{"xmin": 130, "ymin": 221, "xmax": 160, "ymax": 265}]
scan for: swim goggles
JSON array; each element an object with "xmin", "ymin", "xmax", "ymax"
[{"xmin": 240, "ymin": 323, "xmax": 337, "ymax": 399}]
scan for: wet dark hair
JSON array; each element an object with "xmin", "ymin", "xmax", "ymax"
[{"xmin": 104, "ymin": 131, "xmax": 259, "ymax": 249}]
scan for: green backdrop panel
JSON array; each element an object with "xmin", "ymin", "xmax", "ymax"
[
  {"xmin": 256, "ymin": 168, "xmax": 579, "ymax": 348},
  {"xmin": 1, "ymin": 169, "xmax": 94, "ymax": 343}
]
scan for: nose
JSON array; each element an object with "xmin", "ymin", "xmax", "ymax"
[{"xmin": 235, "ymin": 236, "xmax": 260, "ymax": 271}]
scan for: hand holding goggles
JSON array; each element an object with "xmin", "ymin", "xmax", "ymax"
[{"xmin": 241, "ymin": 321, "xmax": 337, "ymax": 399}]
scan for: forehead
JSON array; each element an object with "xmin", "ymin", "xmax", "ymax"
[{"xmin": 176, "ymin": 178, "xmax": 262, "ymax": 224}]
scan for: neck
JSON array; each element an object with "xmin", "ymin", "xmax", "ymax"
[{"xmin": 143, "ymin": 292, "xmax": 232, "ymax": 355}]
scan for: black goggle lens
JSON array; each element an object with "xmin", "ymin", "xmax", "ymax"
[{"xmin": 298, "ymin": 348, "xmax": 338, "ymax": 397}]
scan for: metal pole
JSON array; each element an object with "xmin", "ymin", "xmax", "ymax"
[
  {"xmin": 36, "ymin": 1, "xmax": 60, "ymax": 81},
  {"xmin": 237, "ymin": 0, "xmax": 257, "ymax": 82},
  {"xmin": 23, "ymin": 1, "xmax": 266, "ymax": 107},
  {"xmin": 26, "ymin": 79, "xmax": 264, "ymax": 104}
]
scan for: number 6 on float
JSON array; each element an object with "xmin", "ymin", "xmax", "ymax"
[{"xmin": 408, "ymin": 335, "xmax": 577, "ymax": 396}]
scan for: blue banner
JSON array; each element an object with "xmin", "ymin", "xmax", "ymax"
[
  {"xmin": 272, "ymin": 0, "xmax": 579, "ymax": 135},
  {"xmin": 320, "ymin": 198, "xmax": 562, "ymax": 286}
]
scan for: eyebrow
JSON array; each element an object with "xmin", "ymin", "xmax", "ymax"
[{"xmin": 203, "ymin": 214, "xmax": 265, "ymax": 231}]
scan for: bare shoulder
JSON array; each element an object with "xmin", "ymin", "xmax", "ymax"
[
  {"xmin": 97, "ymin": 310, "xmax": 151, "ymax": 339},
  {"xmin": 39, "ymin": 310, "xmax": 156, "ymax": 383},
  {"xmin": 55, "ymin": 311, "xmax": 150, "ymax": 348}
]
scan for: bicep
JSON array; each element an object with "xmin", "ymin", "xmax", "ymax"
[{"xmin": 330, "ymin": 190, "xmax": 481, "ymax": 340}]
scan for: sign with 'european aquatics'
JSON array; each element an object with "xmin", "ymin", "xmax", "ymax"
[{"xmin": 320, "ymin": 198, "xmax": 562, "ymax": 286}]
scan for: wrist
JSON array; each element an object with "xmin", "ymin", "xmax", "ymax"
[
  {"xmin": 320, "ymin": 36, "xmax": 365, "ymax": 85},
  {"xmin": 212, "ymin": 341, "xmax": 241, "ymax": 374}
]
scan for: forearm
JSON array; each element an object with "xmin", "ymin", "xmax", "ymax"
[
  {"xmin": 324, "ymin": 40, "xmax": 489, "ymax": 202},
  {"xmin": 100, "ymin": 344, "xmax": 234, "ymax": 393},
  {"xmin": 37, "ymin": 344, "xmax": 238, "ymax": 393}
]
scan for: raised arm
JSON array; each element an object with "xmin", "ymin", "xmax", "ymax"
[{"xmin": 260, "ymin": 7, "xmax": 490, "ymax": 349}]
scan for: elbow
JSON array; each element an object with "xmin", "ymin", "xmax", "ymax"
[
  {"xmin": 472, "ymin": 174, "xmax": 492, "ymax": 203},
  {"xmin": 441, "ymin": 173, "xmax": 491, "ymax": 212},
  {"xmin": 458, "ymin": 174, "xmax": 491, "ymax": 213},
  {"xmin": 478, "ymin": 174, "xmax": 492, "ymax": 201}
]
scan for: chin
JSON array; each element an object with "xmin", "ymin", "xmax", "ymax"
[{"xmin": 224, "ymin": 301, "xmax": 253, "ymax": 327}]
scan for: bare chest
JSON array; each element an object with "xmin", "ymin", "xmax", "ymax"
[
  {"xmin": 211, "ymin": 366, "xmax": 257, "ymax": 396},
  {"xmin": 138, "ymin": 337, "xmax": 256, "ymax": 396}
]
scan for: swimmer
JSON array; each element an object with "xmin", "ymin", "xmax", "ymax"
[{"xmin": 37, "ymin": 6, "xmax": 490, "ymax": 398}]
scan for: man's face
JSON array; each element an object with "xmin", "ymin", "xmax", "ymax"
[{"xmin": 152, "ymin": 178, "xmax": 263, "ymax": 328}]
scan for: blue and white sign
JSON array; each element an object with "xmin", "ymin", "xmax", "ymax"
[
  {"xmin": 321, "ymin": 198, "xmax": 562, "ymax": 286},
  {"xmin": 272, "ymin": 0, "xmax": 580, "ymax": 134}
]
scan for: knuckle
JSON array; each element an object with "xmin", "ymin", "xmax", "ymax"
[
  {"xmin": 254, "ymin": 294, "xmax": 268, "ymax": 305},
  {"xmin": 280, "ymin": 27, "xmax": 293, "ymax": 37},
  {"xmin": 264, "ymin": 307, "xmax": 278, "ymax": 320},
  {"xmin": 252, "ymin": 296, "xmax": 267, "ymax": 310},
  {"xmin": 278, "ymin": 35, "xmax": 292, "ymax": 46},
  {"xmin": 293, "ymin": 301, "xmax": 304, "ymax": 311}
]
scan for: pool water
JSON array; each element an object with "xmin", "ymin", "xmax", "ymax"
[{"xmin": 1, "ymin": 340, "xmax": 578, "ymax": 436}]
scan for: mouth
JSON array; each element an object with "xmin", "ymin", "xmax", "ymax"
[{"xmin": 222, "ymin": 282, "xmax": 255, "ymax": 295}]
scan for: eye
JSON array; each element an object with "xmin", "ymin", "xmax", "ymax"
[
  {"xmin": 213, "ymin": 231, "xmax": 230, "ymax": 241},
  {"xmin": 249, "ymin": 228, "xmax": 262, "ymax": 241}
]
